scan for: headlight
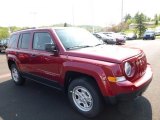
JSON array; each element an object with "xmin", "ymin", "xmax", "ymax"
[{"xmin": 124, "ymin": 62, "xmax": 132, "ymax": 77}]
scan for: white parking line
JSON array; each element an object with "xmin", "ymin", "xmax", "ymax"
[{"xmin": 0, "ymin": 73, "xmax": 11, "ymax": 79}]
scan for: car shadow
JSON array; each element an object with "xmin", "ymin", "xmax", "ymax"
[{"xmin": 0, "ymin": 79, "xmax": 152, "ymax": 120}]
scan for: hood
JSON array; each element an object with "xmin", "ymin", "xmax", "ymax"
[
  {"xmin": 103, "ymin": 36, "xmax": 114, "ymax": 40},
  {"xmin": 112, "ymin": 34, "xmax": 125, "ymax": 40},
  {"xmin": 66, "ymin": 44, "xmax": 142, "ymax": 63}
]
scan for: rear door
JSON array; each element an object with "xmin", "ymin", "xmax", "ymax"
[
  {"xmin": 17, "ymin": 32, "xmax": 32, "ymax": 73},
  {"xmin": 30, "ymin": 31, "xmax": 60, "ymax": 82}
]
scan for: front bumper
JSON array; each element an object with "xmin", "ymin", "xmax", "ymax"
[
  {"xmin": 116, "ymin": 39, "xmax": 125, "ymax": 44},
  {"xmin": 105, "ymin": 81, "xmax": 150, "ymax": 104},
  {"xmin": 105, "ymin": 65, "xmax": 152, "ymax": 103},
  {"xmin": 143, "ymin": 35, "xmax": 154, "ymax": 39}
]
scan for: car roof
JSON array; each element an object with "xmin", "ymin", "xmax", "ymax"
[
  {"xmin": 94, "ymin": 33, "xmax": 107, "ymax": 37},
  {"xmin": 11, "ymin": 27, "xmax": 83, "ymax": 34},
  {"xmin": 100, "ymin": 32, "xmax": 115, "ymax": 34}
]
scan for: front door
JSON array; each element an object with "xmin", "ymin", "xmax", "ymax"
[{"xmin": 30, "ymin": 32, "xmax": 60, "ymax": 82}]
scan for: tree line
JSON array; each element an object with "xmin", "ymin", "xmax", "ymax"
[
  {"xmin": 106, "ymin": 12, "xmax": 160, "ymax": 38},
  {"xmin": 0, "ymin": 26, "xmax": 23, "ymax": 40},
  {"xmin": 0, "ymin": 13, "xmax": 160, "ymax": 40}
]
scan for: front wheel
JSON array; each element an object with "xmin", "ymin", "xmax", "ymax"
[
  {"xmin": 68, "ymin": 77, "xmax": 103, "ymax": 118},
  {"xmin": 11, "ymin": 64, "xmax": 25, "ymax": 85}
]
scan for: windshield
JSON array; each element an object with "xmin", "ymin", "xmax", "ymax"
[
  {"xmin": 55, "ymin": 28, "xmax": 103, "ymax": 50},
  {"xmin": 97, "ymin": 33, "xmax": 107, "ymax": 38},
  {"xmin": 145, "ymin": 30, "xmax": 154, "ymax": 34}
]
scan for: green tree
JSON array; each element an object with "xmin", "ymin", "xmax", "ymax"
[
  {"xmin": 155, "ymin": 20, "xmax": 158, "ymax": 25},
  {"xmin": 134, "ymin": 12, "xmax": 146, "ymax": 38},
  {"xmin": 154, "ymin": 14, "xmax": 159, "ymax": 25},
  {"xmin": 0, "ymin": 27, "xmax": 10, "ymax": 40},
  {"xmin": 9, "ymin": 26, "xmax": 22, "ymax": 33},
  {"xmin": 123, "ymin": 14, "xmax": 132, "ymax": 31},
  {"xmin": 126, "ymin": 19, "xmax": 132, "ymax": 25},
  {"xmin": 124, "ymin": 14, "xmax": 131, "ymax": 22},
  {"xmin": 154, "ymin": 14, "xmax": 158, "ymax": 20},
  {"xmin": 143, "ymin": 15, "xmax": 151, "ymax": 22},
  {"xmin": 64, "ymin": 23, "xmax": 67, "ymax": 27}
]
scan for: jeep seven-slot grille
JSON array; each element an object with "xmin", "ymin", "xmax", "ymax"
[{"xmin": 135, "ymin": 55, "xmax": 147, "ymax": 77}]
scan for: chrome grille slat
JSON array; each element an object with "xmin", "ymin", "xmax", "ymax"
[
  {"xmin": 127, "ymin": 54, "xmax": 147, "ymax": 82},
  {"xmin": 136, "ymin": 55, "xmax": 147, "ymax": 77}
]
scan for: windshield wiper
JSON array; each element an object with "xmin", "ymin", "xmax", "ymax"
[{"xmin": 66, "ymin": 45, "xmax": 92, "ymax": 50}]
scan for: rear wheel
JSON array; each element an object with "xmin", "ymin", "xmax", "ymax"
[
  {"xmin": 68, "ymin": 77, "xmax": 103, "ymax": 118},
  {"xmin": 11, "ymin": 64, "xmax": 25, "ymax": 85},
  {"xmin": 152, "ymin": 37, "xmax": 155, "ymax": 40}
]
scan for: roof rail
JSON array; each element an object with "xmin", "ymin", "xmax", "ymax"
[{"xmin": 12, "ymin": 27, "xmax": 37, "ymax": 33}]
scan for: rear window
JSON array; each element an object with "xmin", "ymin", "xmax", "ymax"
[{"xmin": 8, "ymin": 34, "xmax": 19, "ymax": 48}]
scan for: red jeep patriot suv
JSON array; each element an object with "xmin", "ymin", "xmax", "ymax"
[{"xmin": 6, "ymin": 27, "xmax": 152, "ymax": 118}]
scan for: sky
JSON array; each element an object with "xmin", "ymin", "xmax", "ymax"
[{"xmin": 0, "ymin": 0, "xmax": 160, "ymax": 27}]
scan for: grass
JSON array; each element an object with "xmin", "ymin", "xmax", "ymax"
[
  {"xmin": 123, "ymin": 29, "xmax": 135, "ymax": 34},
  {"xmin": 156, "ymin": 36, "xmax": 160, "ymax": 39}
]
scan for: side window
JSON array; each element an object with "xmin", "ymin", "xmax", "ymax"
[
  {"xmin": 19, "ymin": 33, "xmax": 31, "ymax": 49},
  {"xmin": 8, "ymin": 34, "xmax": 19, "ymax": 48},
  {"xmin": 96, "ymin": 34, "xmax": 101, "ymax": 38},
  {"xmin": 33, "ymin": 32, "xmax": 54, "ymax": 51}
]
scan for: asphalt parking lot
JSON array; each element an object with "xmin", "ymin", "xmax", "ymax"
[{"xmin": 0, "ymin": 39, "xmax": 160, "ymax": 120}]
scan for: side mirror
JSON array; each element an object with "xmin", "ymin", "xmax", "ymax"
[{"xmin": 45, "ymin": 43, "xmax": 58, "ymax": 53}]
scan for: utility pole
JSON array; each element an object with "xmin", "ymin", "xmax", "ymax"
[
  {"xmin": 121, "ymin": 0, "xmax": 124, "ymax": 23},
  {"xmin": 91, "ymin": 0, "xmax": 95, "ymax": 33},
  {"xmin": 30, "ymin": 12, "xmax": 37, "ymax": 27},
  {"xmin": 121, "ymin": 0, "xmax": 124, "ymax": 31},
  {"xmin": 71, "ymin": 0, "xmax": 75, "ymax": 26}
]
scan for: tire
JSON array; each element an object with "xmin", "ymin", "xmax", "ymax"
[
  {"xmin": 152, "ymin": 37, "xmax": 155, "ymax": 40},
  {"xmin": 104, "ymin": 40, "xmax": 108, "ymax": 44},
  {"xmin": 11, "ymin": 64, "xmax": 25, "ymax": 85},
  {"xmin": 68, "ymin": 77, "xmax": 103, "ymax": 118}
]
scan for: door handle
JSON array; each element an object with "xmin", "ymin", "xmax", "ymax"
[
  {"xmin": 31, "ymin": 54, "xmax": 36, "ymax": 57},
  {"xmin": 15, "ymin": 52, "xmax": 19, "ymax": 55}
]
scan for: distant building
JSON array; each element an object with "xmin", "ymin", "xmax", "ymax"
[{"xmin": 129, "ymin": 22, "xmax": 155, "ymax": 29}]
